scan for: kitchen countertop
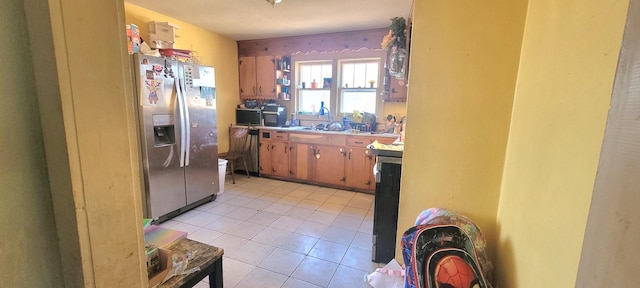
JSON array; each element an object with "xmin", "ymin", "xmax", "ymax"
[{"xmin": 256, "ymin": 125, "xmax": 399, "ymax": 138}]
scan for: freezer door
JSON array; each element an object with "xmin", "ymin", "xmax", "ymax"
[
  {"xmin": 181, "ymin": 63, "xmax": 219, "ymax": 204},
  {"xmin": 134, "ymin": 55, "xmax": 186, "ymax": 219}
]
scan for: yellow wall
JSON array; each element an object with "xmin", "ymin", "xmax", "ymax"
[
  {"xmin": 125, "ymin": 3, "xmax": 240, "ymax": 152},
  {"xmin": 495, "ymin": 1, "xmax": 629, "ymax": 287},
  {"xmin": 1, "ymin": 0, "xmax": 64, "ymax": 286},
  {"xmin": 396, "ymin": 0, "xmax": 528, "ymax": 267}
]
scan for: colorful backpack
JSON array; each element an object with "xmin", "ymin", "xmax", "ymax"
[{"xmin": 401, "ymin": 208, "xmax": 493, "ymax": 288}]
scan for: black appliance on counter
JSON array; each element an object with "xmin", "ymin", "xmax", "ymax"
[
  {"xmin": 236, "ymin": 108, "xmax": 262, "ymax": 126},
  {"xmin": 262, "ymin": 104, "xmax": 287, "ymax": 127},
  {"xmin": 370, "ymin": 148, "xmax": 403, "ymax": 263}
]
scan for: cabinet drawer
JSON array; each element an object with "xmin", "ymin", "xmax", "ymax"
[
  {"xmin": 290, "ymin": 133, "xmax": 346, "ymax": 146},
  {"xmin": 346, "ymin": 136, "xmax": 373, "ymax": 147},
  {"xmin": 260, "ymin": 130, "xmax": 289, "ymax": 141},
  {"xmin": 346, "ymin": 136, "xmax": 396, "ymax": 147},
  {"xmin": 272, "ymin": 131, "xmax": 289, "ymax": 141}
]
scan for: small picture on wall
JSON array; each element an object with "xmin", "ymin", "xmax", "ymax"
[{"xmin": 323, "ymin": 78, "xmax": 332, "ymax": 89}]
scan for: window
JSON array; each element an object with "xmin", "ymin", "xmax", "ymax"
[
  {"xmin": 339, "ymin": 60, "xmax": 379, "ymax": 114},
  {"xmin": 293, "ymin": 53, "xmax": 383, "ymax": 119},
  {"xmin": 297, "ymin": 62, "xmax": 332, "ymax": 114}
]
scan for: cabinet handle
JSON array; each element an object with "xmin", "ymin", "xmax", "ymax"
[
  {"xmin": 272, "ymin": 167, "xmax": 276, "ymax": 172},
  {"xmin": 365, "ymin": 180, "xmax": 371, "ymax": 186},
  {"xmin": 355, "ymin": 141, "xmax": 364, "ymax": 144},
  {"xmin": 290, "ymin": 170, "xmax": 294, "ymax": 175},
  {"xmin": 339, "ymin": 148, "xmax": 346, "ymax": 157},
  {"xmin": 253, "ymin": 86, "xmax": 256, "ymax": 93},
  {"xmin": 271, "ymin": 145, "xmax": 276, "ymax": 149},
  {"xmin": 259, "ymin": 86, "xmax": 262, "ymax": 93},
  {"xmin": 348, "ymin": 151, "xmax": 351, "ymax": 160},
  {"xmin": 284, "ymin": 146, "xmax": 287, "ymax": 154},
  {"xmin": 340, "ymin": 177, "xmax": 346, "ymax": 182}
]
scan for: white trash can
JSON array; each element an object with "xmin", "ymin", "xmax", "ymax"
[{"xmin": 217, "ymin": 159, "xmax": 228, "ymax": 195}]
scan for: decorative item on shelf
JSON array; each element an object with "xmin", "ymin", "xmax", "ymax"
[
  {"xmin": 381, "ymin": 17, "xmax": 407, "ymax": 80},
  {"xmin": 311, "ymin": 79, "xmax": 318, "ymax": 89},
  {"xmin": 369, "ymin": 80, "xmax": 376, "ymax": 88},
  {"xmin": 323, "ymin": 78, "xmax": 332, "ymax": 88}
]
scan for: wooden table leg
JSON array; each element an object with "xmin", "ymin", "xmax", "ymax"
[{"xmin": 209, "ymin": 257, "xmax": 223, "ymax": 288}]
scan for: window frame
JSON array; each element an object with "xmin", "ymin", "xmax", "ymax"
[{"xmin": 291, "ymin": 50, "xmax": 385, "ymax": 122}]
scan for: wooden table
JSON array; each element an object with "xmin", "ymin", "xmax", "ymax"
[{"xmin": 158, "ymin": 238, "xmax": 224, "ymax": 288}]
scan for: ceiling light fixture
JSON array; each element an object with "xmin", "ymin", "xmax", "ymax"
[{"xmin": 266, "ymin": 0, "xmax": 282, "ymax": 8}]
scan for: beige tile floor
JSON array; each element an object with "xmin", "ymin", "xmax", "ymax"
[{"xmin": 159, "ymin": 175, "xmax": 383, "ymax": 288}]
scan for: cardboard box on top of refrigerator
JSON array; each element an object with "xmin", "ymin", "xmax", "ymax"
[
  {"xmin": 148, "ymin": 21, "xmax": 180, "ymax": 49},
  {"xmin": 126, "ymin": 23, "xmax": 140, "ymax": 54}
]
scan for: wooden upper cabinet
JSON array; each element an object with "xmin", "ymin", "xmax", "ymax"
[
  {"xmin": 256, "ymin": 56, "xmax": 276, "ymax": 98},
  {"xmin": 239, "ymin": 55, "xmax": 276, "ymax": 99},
  {"xmin": 239, "ymin": 56, "xmax": 257, "ymax": 98},
  {"xmin": 389, "ymin": 77, "xmax": 408, "ymax": 102}
]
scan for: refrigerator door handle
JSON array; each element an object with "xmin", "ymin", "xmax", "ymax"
[
  {"xmin": 176, "ymin": 79, "xmax": 186, "ymax": 168},
  {"xmin": 181, "ymin": 78, "xmax": 191, "ymax": 167}
]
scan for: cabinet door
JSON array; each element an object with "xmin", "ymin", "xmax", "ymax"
[
  {"xmin": 290, "ymin": 143, "xmax": 312, "ymax": 180},
  {"xmin": 314, "ymin": 144, "xmax": 346, "ymax": 186},
  {"xmin": 346, "ymin": 147, "xmax": 375, "ymax": 190},
  {"xmin": 389, "ymin": 77, "xmax": 407, "ymax": 101},
  {"xmin": 259, "ymin": 140, "xmax": 272, "ymax": 176},
  {"xmin": 256, "ymin": 55, "xmax": 276, "ymax": 98},
  {"xmin": 270, "ymin": 141, "xmax": 289, "ymax": 177},
  {"xmin": 239, "ymin": 56, "xmax": 257, "ymax": 98}
]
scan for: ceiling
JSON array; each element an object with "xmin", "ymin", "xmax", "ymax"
[{"xmin": 125, "ymin": 0, "xmax": 413, "ymax": 41}]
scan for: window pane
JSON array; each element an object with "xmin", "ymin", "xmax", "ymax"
[
  {"xmin": 366, "ymin": 62, "xmax": 379, "ymax": 88},
  {"xmin": 340, "ymin": 61, "xmax": 379, "ymax": 89},
  {"xmin": 298, "ymin": 90, "xmax": 331, "ymax": 114},
  {"xmin": 298, "ymin": 63, "xmax": 332, "ymax": 88},
  {"xmin": 342, "ymin": 63, "xmax": 354, "ymax": 88},
  {"xmin": 340, "ymin": 90, "xmax": 376, "ymax": 114}
]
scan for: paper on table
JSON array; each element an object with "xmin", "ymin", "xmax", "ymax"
[{"xmin": 370, "ymin": 140, "xmax": 404, "ymax": 151}]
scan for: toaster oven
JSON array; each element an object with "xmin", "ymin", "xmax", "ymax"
[{"xmin": 262, "ymin": 105, "xmax": 287, "ymax": 127}]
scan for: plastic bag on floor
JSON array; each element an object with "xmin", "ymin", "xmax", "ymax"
[{"xmin": 365, "ymin": 259, "xmax": 405, "ymax": 288}]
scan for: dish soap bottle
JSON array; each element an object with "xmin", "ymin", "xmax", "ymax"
[{"xmin": 320, "ymin": 101, "xmax": 325, "ymax": 116}]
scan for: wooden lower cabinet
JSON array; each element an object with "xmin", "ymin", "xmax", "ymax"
[
  {"xmin": 259, "ymin": 139, "xmax": 272, "ymax": 175},
  {"xmin": 270, "ymin": 141, "xmax": 289, "ymax": 178},
  {"xmin": 313, "ymin": 144, "xmax": 347, "ymax": 186},
  {"xmin": 289, "ymin": 143, "xmax": 312, "ymax": 180},
  {"xmin": 259, "ymin": 130, "xmax": 396, "ymax": 192},
  {"xmin": 345, "ymin": 147, "xmax": 375, "ymax": 190},
  {"xmin": 259, "ymin": 139, "xmax": 289, "ymax": 178}
]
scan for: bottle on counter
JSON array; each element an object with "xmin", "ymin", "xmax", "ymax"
[
  {"xmin": 291, "ymin": 113, "xmax": 296, "ymax": 127},
  {"xmin": 320, "ymin": 101, "xmax": 325, "ymax": 116}
]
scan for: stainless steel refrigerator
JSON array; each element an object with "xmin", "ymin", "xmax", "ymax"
[{"xmin": 132, "ymin": 55, "xmax": 218, "ymax": 221}]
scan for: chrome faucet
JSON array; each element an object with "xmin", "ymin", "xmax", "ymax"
[{"xmin": 318, "ymin": 107, "xmax": 332, "ymax": 123}]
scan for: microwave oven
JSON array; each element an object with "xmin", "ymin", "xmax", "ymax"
[
  {"xmin": 262, "ymin": 105, "xmax": 287, "ymax": 127},
  {"xmin": 236, "ymin": 108, "xmax": 262, "ymax": 125}
]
